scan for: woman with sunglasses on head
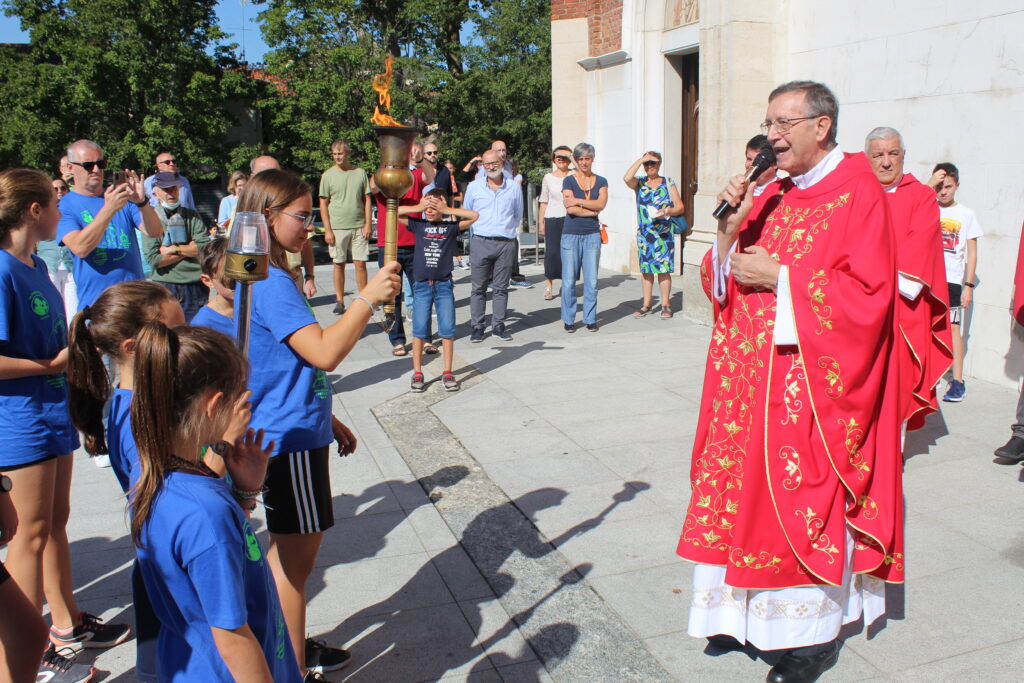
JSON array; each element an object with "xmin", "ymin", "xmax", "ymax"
[
  {"xmin": 560, "ymin": 142, "xmax": 608, "ymax": 332},
  {"xmin": 624, "ymin": 151, "xmax": 686, "ymax": 318},
  {"xmin": 233, "ymin": 169, "xmax": 400, "ymax": 681},
  {"xmin": 538, "ymin": 146, "xmax": 573, "ymax": 300}
]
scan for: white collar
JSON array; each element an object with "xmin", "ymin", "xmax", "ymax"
[{"xmin": 789, "ymin": 145, "xmax": 843, "ymax": 190}]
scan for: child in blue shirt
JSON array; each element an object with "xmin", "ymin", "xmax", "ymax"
[
  {"xmin": 397, "ymin": 189, "xmax": 478, "ymax": 392},
  {"xmin": 191, "ymin": 238, "xmax": 235, "ymax": 338},
  {"xmin": 129, "ymin": 323, "xmax": 300, "ymax": 682},
  {"xmin": 0, "ymin": 168, "xmax": 128, "ymax": 681},
  {"xmin": 234, "ymin": 169, "xmax": 400, "ymax": 678}
]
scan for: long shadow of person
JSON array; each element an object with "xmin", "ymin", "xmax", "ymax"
[{"xmin": 325, "ymin": 482, "xmax": 647, "ymax": 681}]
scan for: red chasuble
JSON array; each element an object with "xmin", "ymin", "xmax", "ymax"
[
  {"xmin": 887, "ymin": 172, "xmax": 952, "ymax": 431},
  {"xmin": 1014, "ymin": 221, "xmax": 1024, "ymax": 326},
  {"xmin": 678, "ymin": 153, "xmax": 905, "ymax": 590}
]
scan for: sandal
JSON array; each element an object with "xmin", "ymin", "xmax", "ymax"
[
  {"xmin": 543, "ymin": 288, "xmax": 554, "ymax": 301},
  {"xmin": 423, "ymin": 342, "xmax": 439, "ymax": 355},
  {"xmin": 661, "ymin": 306, "xmax": 673, "ymax": 319},
  {"xmin": 633, "ymin": 305, "xmax": 653, "ymax": 318},
  {"xmin": 392, "ymin": 344, "xmax": 408, "ymax": 357}
]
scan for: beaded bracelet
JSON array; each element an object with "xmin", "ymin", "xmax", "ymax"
[{"xmin": 352, "ymin": 295, "xmax": 377, "ymax": 313}]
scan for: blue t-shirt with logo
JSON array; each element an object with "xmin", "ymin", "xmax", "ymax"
[
  {"xmin": 57, "ymin": 191, "xmax": 145, "ymax": 311},
  {"xmin": 191, "ymin": 305, "xmax": 235, "ymax": 339},
  {"xmin": 106, "ymin": 388, "xmax": 137, "ymax": 493},
  {"xmin": 137, "ymin": 472, "xmax": 300, "ymax": 682},
  {"xmin": 237, "ymin": 266, "xmax": 331, "ymax": 456},
  {"xmin": 0, "ymin": 252, "xmax": 79, "ymax": 467}
]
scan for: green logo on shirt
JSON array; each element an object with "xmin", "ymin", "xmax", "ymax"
[
  {"xmin": 243, "ymin": 521, "xmax": 262, "ymax": 562},
  {"xmin": 29, "ymin": 291, "xmax": 49, "ymax": 317},
  {"xmin": 312, "ymin": 369, "xmax": 330, "ymax": 400}
]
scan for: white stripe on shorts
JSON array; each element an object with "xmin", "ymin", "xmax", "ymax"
[{"xmin": 288, "ymin": 451, "xmax": 320, "ymax": 534}]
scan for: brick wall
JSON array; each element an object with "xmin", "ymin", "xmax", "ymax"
[{"xmin": 550, "ymin": 0, "xmax": 623, "ymax": 56}]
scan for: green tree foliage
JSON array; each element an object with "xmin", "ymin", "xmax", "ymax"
[
  {"xmin": 254, "ymin": 0, "xmax": 551, "ymax": 180},
  {"xmin": 0, "ymin": 0, "xmax": 259, "ymax": 178}
]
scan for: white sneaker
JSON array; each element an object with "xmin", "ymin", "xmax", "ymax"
[{"xmin": 93, "ymin": 455, "xmax": 111, "ymax": 468}]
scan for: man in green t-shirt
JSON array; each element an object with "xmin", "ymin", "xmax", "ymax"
[
  {"xmin": 319, "ymin": 140, "xmax": 372, "ymax": 314},
  {"xmin": 141, "ymin": 172, "xmax": 211, "ymax": 322}
]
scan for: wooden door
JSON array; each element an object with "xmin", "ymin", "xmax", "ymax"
[{"xmin": 680, "ymin": 53, "xmax": 699, "ymax": 267}]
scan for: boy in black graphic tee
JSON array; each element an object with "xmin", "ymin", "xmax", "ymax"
[{"xmin": 398, "ymin": 189, "xmax": 478, "ymax": 392}]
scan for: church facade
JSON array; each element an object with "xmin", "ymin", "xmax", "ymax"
[{"xmin": 550, "ymin": 0, "xmax": 1024, "ymax": 389}]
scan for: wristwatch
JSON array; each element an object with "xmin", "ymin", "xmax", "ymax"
[
  {"xmin": 964, "ymin": 282, "xmax": 977, "ymax": 288},
  {"xmin": 132, "ymin": 199, "xmax": 148, "ymax": 207},
  {"xmin": 173, "ymin": 246, "xmax": 181, "ymax": 256},
  {"xmin": 210, "ymin": 441, "xmax": 232, "ymax": 456},
  {"xmin": 0, "ymin": 473, "xmax": 12, "ymax": 494}
]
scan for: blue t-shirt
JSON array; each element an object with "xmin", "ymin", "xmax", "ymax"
[
  {"xmin": 562, "ymin": 174, "xmax": 608, "ymax": 235},
  {"xmin": 237, "ymin": 266, "xmax": 332, "ymax": 455},
  {"xmin": 57, "ymin": 191, "xmax": 145, "ymax": 311},
  {"xmin": 137, "ymin": 472, "xmax": 300, "ymax": 682},
  {"xmin": 191, "ymin": 305, "xmax": 235, "ymax": 339},
  {"xmin": 0, "ymin": 252, "xmax": 79, "ymax": 467},
  {"xmin": 408, "ymin": 218, "xmax": 460, "ymax": 282},
  {"xmin": 107, "ymin": 388, "xmax": 137, "ymax": 493}
]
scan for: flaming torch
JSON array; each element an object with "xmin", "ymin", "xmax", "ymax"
[{"xmin": 371, "ymin": 55, "xmax": 419, "ymax": 331}]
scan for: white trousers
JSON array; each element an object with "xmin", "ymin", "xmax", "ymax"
[{"xmin": 48, "ymin": 265, "xmax": 77, "ymax": 323}]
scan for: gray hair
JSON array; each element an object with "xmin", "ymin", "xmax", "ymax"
[
  {"xmin": 573, "ymin": 142, "xmax": 595, "ymax": 160},
  {"xmin": 864, "ymin": 126, "xmax": 904, "ymax": 152},
  {"xmin": 66, "ymin": 139, "xmax": 104, "ymax": 163},
  {"xmin": 768, "ymin": 81, "xmax": 839, "ymax": 145}
]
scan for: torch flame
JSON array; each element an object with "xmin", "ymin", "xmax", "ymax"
[{"xmin": 371, "ymin": 55, "xmax": 406, "ymax": 127}]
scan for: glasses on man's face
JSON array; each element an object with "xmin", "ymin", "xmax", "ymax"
[
  {"xmin": 424, "ymin": 150, "xmax": 439, "ymax": 156},
  {"xmin": 53, "ymin": 184, "xmax": 68, "ymax": 194},
  {"xmin": 158, "ymin": 158, "xmax": 177, "ymax": 164},
  {"xmin": 554, "ymin": 156, "xmax": 570, "ymax": 162},
  {"xmin": 759, "ymin": 116, "xmax": 817, "ymax": 135},
  {"xmin": 70, "ymin": 159, "xmax": 107, "ymax": 172},
  {"xmin": 275, "ymin": 209, "xmax": 314, "ymax": 230},
  {"xmin": 482, "ymin": 162, "xmax": 501, "ymax": 169}
]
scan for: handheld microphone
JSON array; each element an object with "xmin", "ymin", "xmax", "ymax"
[{"xmin": 711, "ymin": 146, "xmax": 777, "ymax": 220}]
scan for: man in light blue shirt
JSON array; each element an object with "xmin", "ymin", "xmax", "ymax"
[{"xmin": 462, "ymin": 149, "xmax": 524, "ymax": 342}]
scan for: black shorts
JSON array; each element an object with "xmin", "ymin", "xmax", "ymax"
[
  {"xmin": 263, "ymin": 447, "xmax": 334, "ymax": 535},
  {"xmin": 948, "ymin": 283, "xmax": 962, "ymax": 324}
]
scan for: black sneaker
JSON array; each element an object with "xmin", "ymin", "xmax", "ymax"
[
  {"xmin": 564, "ymin": 323, "xmax": 575, "ymax": 333},
  {"xmin": 332, "ymin": 301, "xmax": 345, "ymax": 315},
  {"xmin": 994, "ymin": 435, "xmax": 1024, "ymax": 461},
  {"xmin": 492, "ymin": 323, "xmax": 512, "ymax": 341},
  {"xmin": 470, "ymin": 327, "xmax": 484, "ymax": 343},
  {"xmin": 305, "ymin": 638, "xmax": 352, "ymax": 673},
  {"xmin": 509, "ymin": 277, "xmax": 533, "ymax": 289},
  {"xmin": 38, "ymin": 644, "xmax": 96, "ymax": 683},
  {"xmin": 586, "ymin": 323, "xmax": 599, "ymax": 332},
  {"xmin": 50, "ymin": 612, "xmax": 131, "ymax": 649}
]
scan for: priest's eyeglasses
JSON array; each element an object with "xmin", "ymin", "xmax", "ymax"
[{"xmin": 760, "ymin": 116, "xmax": 817, "ymax": 135}]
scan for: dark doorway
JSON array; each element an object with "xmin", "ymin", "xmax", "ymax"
[{"xmin": 680, "ymin": 53, "xmax": 699, "ymax": 268}]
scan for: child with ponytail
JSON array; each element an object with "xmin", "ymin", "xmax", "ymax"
[
  {"xmin": 129, "ymin": 323, "xmax": 300, "ymax": 682},
  {"xmin": 0, "ymin": 168, "xmax": 127, "ymax": 682},
  {"xmin": 234, "ymin": 169, "xmax": 400, "ymax": 679},
  {"xmin": 66, "ymin": 280, "xmax": 184, "ymax": 682}
]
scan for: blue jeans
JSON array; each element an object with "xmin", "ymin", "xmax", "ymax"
[
  {"xmin": 560, "ymin": 232, "xmax": 601, "ymax": 325},
  {"xmin": 412, "ymin": 279, "xmax": 455, "ymax": 339}
]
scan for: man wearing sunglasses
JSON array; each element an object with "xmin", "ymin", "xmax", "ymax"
[
  {"xmin": 142, "ymin": 152, "xmax": 195, "ymax": 210},
  {"xmin": 58, "ymin": 139, "xmax": 163, "ymax": 311}
]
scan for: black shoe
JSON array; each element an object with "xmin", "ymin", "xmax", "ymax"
[
  {"xmin": 470, "ymin": 327, "xmax": 484, "ymax": 343},
  {"xmin": 493, "ymin": 323, "xmax": 513, "ymax": 341},
  {"xmin": 994, "ymin": 435, "xmax": 1024, "ymax": 461},
  {"xmin": 564, "ymin": 323, "xmax": 575, "ymax": 333},
  {"xmin": 38, "ymin": 644, "xmax": 96, "ymax": 683},
  {"xmin": 586, "ymin": 323, "xmax": 598, "ymax": 332},
  {"xmin": 332, "ymin": 301, "xmax": 345, "ymax": 315},
  {"xmin": 305, "ymin": 637, "xmax": 352, "ymax": 673},
  {"xmin": 766, "ymin": 641, "xmax": 839, "ymax": 683},
  {"xmin": 707, "ymin": 634, "xmax": 745, "ymax": 651}
]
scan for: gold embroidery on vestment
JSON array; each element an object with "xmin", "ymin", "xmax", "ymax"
[
  {"xmin": 817, "ymin": 356, "xmax": 844, "ymax": 399},
  {"xmin": 839, "ymin": 417, "xmax": 871, "ymax": 479},
  {"xmin": 808, "ymin": 270, "xmax": 833, "ymax": 334}
]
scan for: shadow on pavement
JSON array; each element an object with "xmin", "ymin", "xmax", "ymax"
[
  {"xmin": 321, "ymin": 482, "xmax": 646, "ymax": 680},
  {"xmin": 904, "ymin": 408, "xmax": 950, "ymax": 461}
]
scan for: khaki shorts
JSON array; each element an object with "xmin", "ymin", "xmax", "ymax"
[{"xmin": 328, "ymin": 228, "xmax": 369, "ymax": 263}]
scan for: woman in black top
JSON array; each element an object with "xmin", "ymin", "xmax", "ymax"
[{"xmin": 560, "ymin": 142, "xmax": 609, "ymax": 332}]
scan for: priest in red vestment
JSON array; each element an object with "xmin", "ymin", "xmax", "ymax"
[
  {"xmin": 864, "ymin": 126, "xmax": 952, "ymax": 432},
  {"xmin": 678, "ymin": 81, "xmax": 904, "ymax": 683}
]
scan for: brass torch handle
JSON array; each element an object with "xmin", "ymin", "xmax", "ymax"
[{"xmin": 382, "ymin": 197, "xmax": 400, "ymax": 315}]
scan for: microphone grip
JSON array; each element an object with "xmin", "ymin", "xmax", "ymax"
[{"xmin": 711, "ymin": 165, "xmax": 761, "ymax": 221}]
